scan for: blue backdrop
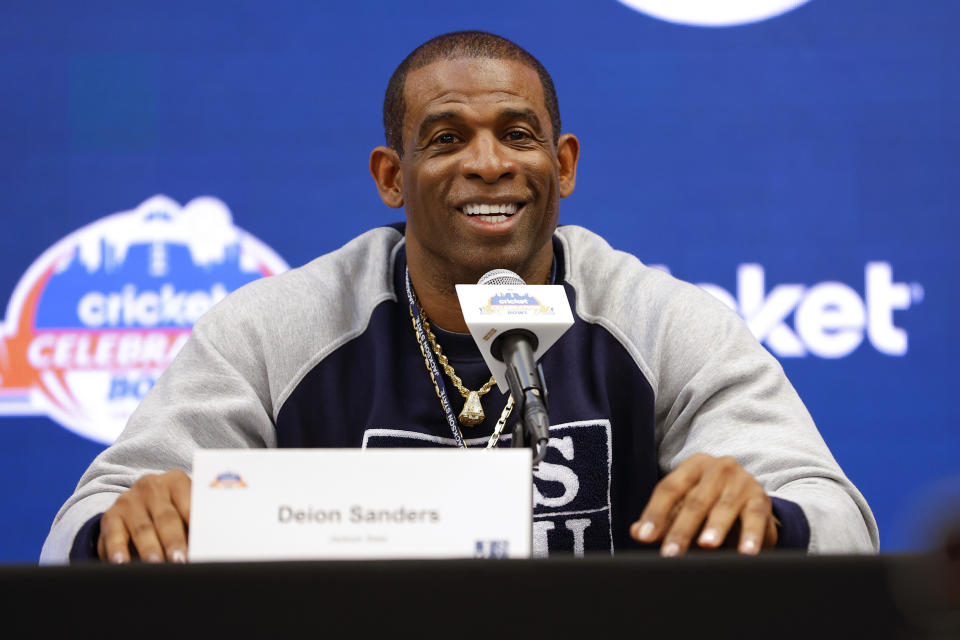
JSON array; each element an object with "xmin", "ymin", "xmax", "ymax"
[{"xmin": 1, "ymin": 0, "xmax": 957, "ymax": 562}]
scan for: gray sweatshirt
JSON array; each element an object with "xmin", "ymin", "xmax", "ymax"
[{"xmin": 41, "ymin": 224, "xmax": 878, "ymax": 562}]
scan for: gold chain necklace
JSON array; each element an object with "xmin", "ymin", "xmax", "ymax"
[
  {"xmin": 419, "ymin": 310, "xmax": 497, "ymax": 427},
  {"xmin": 406, "ymin": 301, "xmax": 514, "ymax": 447}
]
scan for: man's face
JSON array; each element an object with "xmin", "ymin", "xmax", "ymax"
[{"xmin": 394, "ymin": 57, "xmax": 577, "ymax": 286}]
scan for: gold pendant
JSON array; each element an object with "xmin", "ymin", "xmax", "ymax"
[{"xmin": 458, "ymin": 390, "xmax": 485, "ymax": 427}]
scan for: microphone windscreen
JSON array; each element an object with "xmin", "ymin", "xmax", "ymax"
[{"xmin": 477, "ymin": 269, "xmax": 525, "ymax": 286}]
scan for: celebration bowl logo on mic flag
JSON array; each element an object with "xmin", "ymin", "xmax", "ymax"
[
  {"xmin": 0, "ymin": 195, "xmax": 289, "ymax": 444},
  {"xmin": 616, "ymin": 0, "xmax": 811, "ymax": 27},
  {"xmin": 481, "ymin": 292, "xmax": 554, "ymax": 316}
]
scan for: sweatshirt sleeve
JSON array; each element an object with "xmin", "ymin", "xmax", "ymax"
[
  {"xmin": 558, "ymin": 226, "xmax": 878, "ymax": 554},
  {"xmin": 647, "ymin": 274, "xmax": 878, "ymax": 553},
  {"xmin": 39, "ymin": 300, "xmax": 279, "ymax": 565},
  {"xmin": 39, "ymin": 227, "xmax": 403, "ymax": 565}
]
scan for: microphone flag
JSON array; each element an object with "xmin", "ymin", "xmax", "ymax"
[{"xmin": 455, "ymin": 272, "xmax": 574, "ymax": 393}]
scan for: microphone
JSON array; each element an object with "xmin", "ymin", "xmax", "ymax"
[
  {"xmin": 477, "ymin": 270, "xmax": 550, "ymax": 460},
  {"xmin": 456, "ymin": 269, "xmax": 575, "ymax": 464},
  {"xmin": 475, "ymin": 268, "xmax": 525, "ymax": 286}
]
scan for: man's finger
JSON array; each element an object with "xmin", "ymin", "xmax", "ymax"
[
  {"xmin": 696, "ymin": 477, "xmax": 749, "ymax": 549},
  {"xmin": 122, "ymin": 499, "xmax": 165, "ymax": 563},
  {"xmin": 738, "ymin": 494, "xmax": 772, "ymax": 555},
  {"xmin": 764, "ymin": 515, "xmax": 779, "ymax": 548},
  {"xmin": 99, "ymin": 511, "xmax": 131, "ymax": 564},
  {"xmin": 660, "ymin": 479, "xmax": 725, "ymax": 556},
  {"xmin": 631, "ymin": 457, "xmax": 706, "ymax": 543},
  {"xmin": 169, "ymin": 470, "xmax": 192, "ymax": 526},
  {"xmin": 97, "ymin": 522, "xmax": 105, "ymax": 561},
  {"xmin": 145, "ymin": 491, "xmax": 188, "ymax": 564}
]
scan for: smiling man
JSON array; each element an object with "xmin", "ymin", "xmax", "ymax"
[{"xmin": 41, "ymin": 31, "xmax": 878, "ymax": 564}]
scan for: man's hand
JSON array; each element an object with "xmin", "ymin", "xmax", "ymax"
[
  {"xmin": 97, "ymin": 470, "xmax": 192, "ymax": 564},
  {"xmin": 630, "ymin": 453, "xmax": 777, "ymax": 556}
]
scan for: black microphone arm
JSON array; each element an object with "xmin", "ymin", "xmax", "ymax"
[{"xmin": 493, "ymin": 329, "xmax": 550, "ymax": 465}]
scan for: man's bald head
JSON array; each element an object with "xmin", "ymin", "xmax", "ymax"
[{"xmin": 383, "ymin": 31, "xmax": 561, "ymax": 156}]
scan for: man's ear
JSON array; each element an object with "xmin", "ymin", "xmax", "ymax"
[
  {"xmin": 369, "ymin": 146, "xmax": 404, "ymax": 208},
  {"xmin": 556, "ymin": 133, "xmax": 580, "ymax": 198}
]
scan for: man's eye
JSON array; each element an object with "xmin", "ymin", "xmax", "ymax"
[
  {"xmin": 434, "ymin": 133, "xmax": 458, "ymax": 144},
  {"xmin": 505, "ymin": 130, "xmax": 530, "ymax": 141}
]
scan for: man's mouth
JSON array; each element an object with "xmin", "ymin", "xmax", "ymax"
[{"xmin": 459, "ymin": 202, "xmax": 521, "ymax": 223}]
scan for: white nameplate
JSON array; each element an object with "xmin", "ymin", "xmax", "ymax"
[{"xmin": 189, "ymin": 448, "xmax": 532, "ymax": 562}]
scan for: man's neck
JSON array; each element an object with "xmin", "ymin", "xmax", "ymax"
[{"xmin": 407, "ymin": 258, "xmax": 471, "ymax": 333}]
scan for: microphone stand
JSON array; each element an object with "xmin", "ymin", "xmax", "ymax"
[{"xmin": 498, "ymin": 332, "xmax": 551, "ymax": 466}]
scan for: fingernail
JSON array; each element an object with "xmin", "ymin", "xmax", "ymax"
[
  {"xmin": 662, "ymin": 542, "xmax": 680, "ymax": 557},
  {"xmin": 638, "ymin": 521, "xmax": 656, "ymax": 541},
  {"xmin": 110, "ymin": 552, "xmax": 126, "ymax": 564},
  {"xmin": 699, "ymin": 528, "xmax": 719, "ymax": 546},
  {"xmin": 145, "ymin": 553, "xmax": 163, "ymax": 563},
  {"xmin": 171, "ymin": 549, "xmax": 186, "ymax": 564},
  {"xmin": 740, "ymin": 536, "xmax": 759, "ymax": 554}
]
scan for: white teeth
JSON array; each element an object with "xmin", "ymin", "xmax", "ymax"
[{"xmin": 462, "ymin": 203, "xmax": 519, "ymax": 216}]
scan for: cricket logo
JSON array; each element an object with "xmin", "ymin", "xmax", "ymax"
[{"xmin": 0, "ymin": 195, "xmax": 289, "ymax": 444}]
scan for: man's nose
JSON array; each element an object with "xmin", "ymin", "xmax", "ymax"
[{"xmin": 461, "ymin": 133, "xmax": 515, "ymax": 183}]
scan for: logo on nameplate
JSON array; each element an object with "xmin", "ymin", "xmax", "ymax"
[
  {"xmin": 0, "ymin": 195, "xmax": 289, "ymax": 444},
  {"xmin": 210, "ymin": 471, "xmax": 247, "ymax": 489},
  {"xmin": 474, "ymin": 540, "xmax": 510, "ymax": 558}
]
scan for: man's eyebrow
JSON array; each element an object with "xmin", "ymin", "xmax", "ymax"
[
  {"xmin": 500, "ymin": 108, "xmax": 543, "ymax": 131},
  {"xmin": 417, "ymin": 111, "xmax": 461, "ymax": 140}
]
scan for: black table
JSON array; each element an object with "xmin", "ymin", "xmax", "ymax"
[{"xmin": 2, "ymin": 553, "xmax": 957, "ymax": 638}]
